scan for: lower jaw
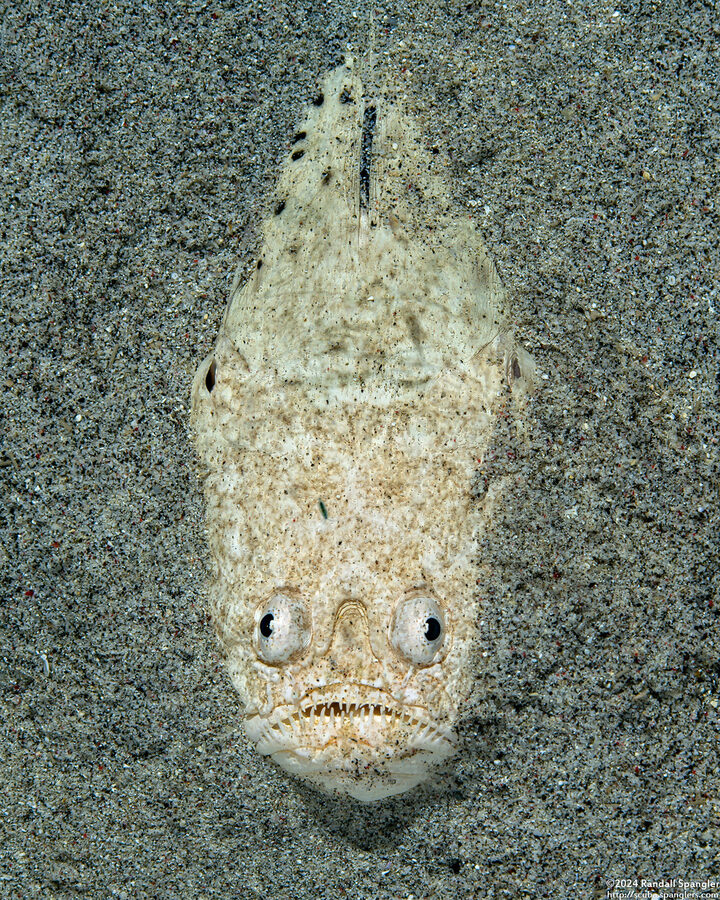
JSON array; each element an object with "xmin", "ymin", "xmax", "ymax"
[
  {"xmin": 269, "ymin": 745, "xmax": 446, "ymax": 801},
  {"xmin": 243, "ymin": 697, "xmax": 456, "ymax": 799}
]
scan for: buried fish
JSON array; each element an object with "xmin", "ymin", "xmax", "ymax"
[{"xmin": 191, "ymin": 58, "xmax": 532, "ymax": 801}]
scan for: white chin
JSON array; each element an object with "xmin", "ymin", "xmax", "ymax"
[{"xmin": 270, "ymin": 746, "xmax": 450, "ymax": 801}]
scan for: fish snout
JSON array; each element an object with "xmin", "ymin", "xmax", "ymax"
[{"xmin": 323, "ymin": 599, "xmax": 376, "ymax": 675}]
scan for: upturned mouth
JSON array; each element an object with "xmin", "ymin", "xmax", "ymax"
[{"xmin": 244, "ymin": 685, "xmax": 455, "ymax": 800}]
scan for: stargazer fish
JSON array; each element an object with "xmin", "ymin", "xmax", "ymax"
[{"xmin": 191, "ymin": 58, "xmax": 532, "ymax": 801}]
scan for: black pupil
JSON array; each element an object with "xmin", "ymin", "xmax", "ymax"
[
  {"xmin": 260, "ymin": 613, "xmax": 274, "ymax": 638},
  {"xmin": 425, "ymin": 616, "xmax": 441, "ymax": 641}
]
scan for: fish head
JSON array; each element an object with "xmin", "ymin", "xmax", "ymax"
[{"xmin": 191, "ymin": 349, "xmax": 502, "ymax": 800}]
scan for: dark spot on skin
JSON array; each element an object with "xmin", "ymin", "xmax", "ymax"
[
  {"xmin": 292, "ymin": 130, "xmax": 307, "ymax": 144},
  {"xmin": 275, "ymin": 199, "xmax": 286, "ymax": 215},
  {"xmin": 205, "ymin": 359, "xmax": 216, "ymax": 393},
  {"xmin": 360, "ymin": 104, "xmax": 377, "ymax": 208},
  {"xmin": 431, "ymin": 146, "xmax": 440, "ymax": 155},
  {"xmin": 405, "ymin": 313, "xmax": 425, "ymax": 349},
  {"xmin": 477, "ymin": 257, "xmax": 493, "ymax": 289},
  {"xmin": 321, "ymin": 169, "xmax": 332, "ymax": 184},
  {"xmin": 312, "ymin": 92, "xmax": 324, "ymax": 106},
  {"xmin": 291, "ymin": 149, "xmax": 305, "ymax": 161},
  {"xmin": 448, "ymin": 859, "xmax": 462, "ymax": 875},
  {"xmin": 339, "ymin": 88, "xmax": 354, "ymax": 104}
]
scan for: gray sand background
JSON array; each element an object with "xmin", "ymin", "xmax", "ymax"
[{"xmin": 1, "ymin": 1, "xmax": 718, "ymax": 897}]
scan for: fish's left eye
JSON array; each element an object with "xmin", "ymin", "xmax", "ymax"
[{"xmin": 389, "ymin": 593, "xmax": 447, "ymax": 666}]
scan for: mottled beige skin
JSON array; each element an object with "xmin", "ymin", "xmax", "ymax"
[{"xmin": 191, "ymin": 60, "xmax": 530, "ymax": 800}]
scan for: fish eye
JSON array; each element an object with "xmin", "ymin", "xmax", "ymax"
[
  {"xmin": 389, "ymin": 592, "xmax": 447, "ymax": 666},
  {"xmin": 254, "ymin": 591, "xmax": 312, "ymax": 665}
]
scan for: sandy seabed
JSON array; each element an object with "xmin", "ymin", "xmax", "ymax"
[{"xmin": 1, "ymin": 1, "xmax": 718, "ymax": 898}]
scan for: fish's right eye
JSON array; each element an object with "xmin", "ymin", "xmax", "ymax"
[{"xmin": 254, "ymin": 591, "xmax": 312, "ymax": 665}]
